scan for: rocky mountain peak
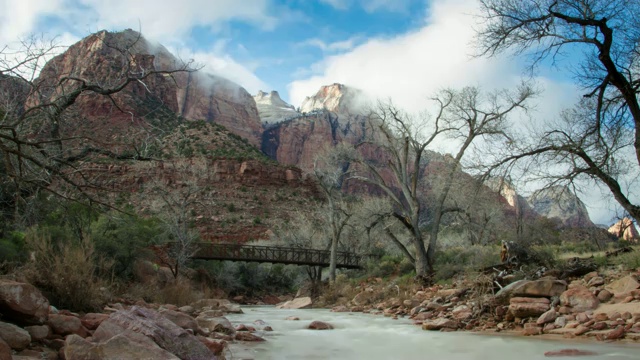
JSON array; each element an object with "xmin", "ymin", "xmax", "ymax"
[
  {"xmin": 526, "ymin": 186, "xmax": 594, "ymax": 227},
  {"xmin": 300, "ymin": 83, "xmax": 367, "ymax": 114},
  {"xmin": 34, "ymin": 29, "xmax": 263, "ymax": 146},
  {"xmin": 253, "ymin": 90, "xmax": 299, "ymax": 124}
]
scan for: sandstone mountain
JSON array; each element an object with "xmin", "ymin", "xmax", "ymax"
[
  {"xmin": 608, "ymin": 218, "xmax": 639, "ymax": 242},
  {"xmin": 526, "ymin": 186, "xmax": 594, "ymax": 228},
  {"xmin": 33, "ymin": 29, "xmax": 263, "ymax": 147},
  {"xmin": 300, "ymin": 83, "xmax": 368, "ymax": 114},
  {"xmin": 253, "ymin": 90, "xmax": 299, "ymax": 125}
]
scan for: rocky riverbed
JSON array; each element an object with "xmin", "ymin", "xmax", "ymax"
[
  {"xmin": 1, "ymin": 267, "xmax": 639, "ymax": 359},
  {"xmin": 319, "ymin": 268, "xmax": 640, "ymax": 343}
]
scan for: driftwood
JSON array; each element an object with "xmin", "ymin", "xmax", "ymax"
[
  {"xmin": 605, "ymin": 247, "xmax": 634, "ymax": 258},
  {"xmin": 555, "ymin": 257, "xmax": 597, "ymax": 279}
]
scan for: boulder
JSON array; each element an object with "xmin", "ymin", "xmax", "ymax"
[
  {"xmin": 276, "ymin": 297, "xmax": 312, "ymax": 309},
  {"xmin": 508, "ymin": 297, "xmax": 550, "ymax": 318},
  {"xmin": 0, "ymin": 338, "xmax": 10, "ymax": 360},
  {"xmin": 0, "ymin": 280, "xmax": 49, "ymax": 325},
  {"xmin": 307, "ymin": 321, "xmax": 334, "ymax": 330},
  {"xmin": 81, "ymin": 313, "xmax": 110, "ymax": 330},
  {"xmin": 421, "ymin": 318, "xmax": 458, "ymax": 331},
  {"xmin": 451, "ymin": 305, "xmax": 472, "ymax": 321},
  {"xmin": 93, "ymin": 306, "xmax": 214, "ymax": 360},
  {"xmin": 195, "ymin": 315, "xmax": 235, "ymax": 336},
  {"xmin": 48, "ymin": 314, "xmax": 87, "ymax": 336},
  {"xmin": 605, "ymin": 275, "xmax": 640, "ymax": 297},
  {"xmin": 560, "ymin": 286, "xmax": 599, "ymax": 312},
  {"xmin": 197, "ymin": 336, "xmax": 227, "ymax": 355},
  {"xmin": 23, "ymin": 325, "xmax": 49, "ymax": 341},
  {"xmin": 0, "ymin": 321, "xmax": 30, "ymax": 351},
  {"xmin": 64, "ymin": 333, "xmax": 180, "ymax": 360},
  {"xmin": 597, "ymin": 289, "xmax": 613, "ymax": 303},
  {"xmin": 159, "ymin": 309, "xmax": 199, "ymax": 332},
  {"xmin": 496, "ymin": 279, "xmax": 567, "ymax": 305},
  {"xmin": 235, "ymin": 332, "xmax": 266, "ymax": 341},
  {"xmin": 536, "ymin": 309, "xmax": 558, "ymax": 325}
]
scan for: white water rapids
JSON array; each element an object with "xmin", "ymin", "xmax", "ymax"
[{"xmin": 225, "ymin": 306, "xmax": 639, "ymax": 360}]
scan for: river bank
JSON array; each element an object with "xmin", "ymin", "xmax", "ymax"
[
  {"xmin": 225, "ymin": 306, "xmax": 640, "ymax": 359},
  {"xmin": 295, "ymin": 266, "xmax": 640, "ymax": 345}
]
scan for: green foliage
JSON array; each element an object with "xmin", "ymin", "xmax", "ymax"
[
  {"xmin": 365, "ymin": 254, "xmax": 403, "ymax": 278},
  {"xmin": 90, "ymin": 213, "xmax": 163, "ymax": 279},
  {"xmin": 194, "ymin": 260, "xmax": 301, "ymax": 296},
  {"xmin": 0, "ymin": 231, "xmax": 26, "ymax": 264},
  {"xmin": 434, "ymin": 245, "xmax": 499, "ymax": 282},
  {"xmin": 613, "ymin": 249, "xmax": 640, "ymax": 270}
]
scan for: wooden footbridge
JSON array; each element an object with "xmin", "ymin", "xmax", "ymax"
[{"xmin": 190, "ymin": 243, "xmax": 367, "ymax": 269}]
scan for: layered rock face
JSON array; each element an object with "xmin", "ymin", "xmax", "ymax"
[
  {"xmin": 526, "ymin": 186, "xmax": 594, "ymax": 227},
  {"xmin": 608, "ymin": 218, "xmax": 639, "ymax": 242},
  {"xmin": 261, "ymin": 83, "xmax": 371, "ymax": 171},
  {"xmin": 253, "ymin": 90, "xmax": 299, "ymax": 125},
  {"xmin": 300, "ymin": 83, "xmax": 367, "ymax": 114},
  {"xmin": 31, "ymin": 29, "xmax": 263, "ymax": 146}
]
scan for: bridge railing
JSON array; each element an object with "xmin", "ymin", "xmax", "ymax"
[{"xmin": 187, "ymin": 243, "xmax": 366, "ymax": 269}]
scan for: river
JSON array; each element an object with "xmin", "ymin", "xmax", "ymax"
[{"xmin": 225, "ymin": 306, "xmax": 639, "ymax": 360}]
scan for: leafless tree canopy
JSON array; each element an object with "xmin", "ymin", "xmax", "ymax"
[
  {"xmin": 477, "ymin": 0, "xmax": 640, "ymax": 222},
  {"xmin": 353, "ymin": 84, "xmax": 533, "ymax": 277}
]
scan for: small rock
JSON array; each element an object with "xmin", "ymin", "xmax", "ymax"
[
  {"xmin": 276, "ymin": 297, "xmax": 312, "ymax": 310},
  {"xmin": 587, "ymin": 277, "xmax": 604, "ymax": 287},
  {"xmin": 285, "ymin": 316, "xmax": 300, "ymax": 321},
  {"xmin": 235, "ymin": 332, "xmax": 266, "ymax": 341},
  {"xmin": 421, "ymin": 318, "xmax": 458, "ymax": 331},
  {"xmin": 537, "ymin": 309, "xmax": 557, "ymax": 325},
  {"xmin": 597, "ymin": 289, "xmax": 613, "ymax": 303},
  {"xmin": 544, "ymin": 349, "xmax": 597, "ymax": 357},
  {"xmin": 80, "ymin": 313, "xmax": 109, "ymax": 330},
  {"xmin": 308, "ymin": 321, "xmax": 334, "ymax": 330},
  {"xmin": 605, "ymin": 326, "xmax": 625, "ymax": 340}
]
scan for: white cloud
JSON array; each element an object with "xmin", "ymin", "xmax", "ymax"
[
  {"xmin": 0, "ymin": 0, "xmax": 64, "ymax": 43},
  {"xmin": 0, "ymin": 0, "xmax": 271, "ymax": 95},
  {"xmin": 173, "ymin": 49, "xmax": 268, "ymax": 95},
  {"xmin": 289, "ymin": 0, "xmax": 515, "ymax": 111},
  {"xmin": 299, "ymin": 36, "xmax": 362, "ymax": 53},
  {"xmin": 74, "ymin": 0, "xmax": 277, "ymax": 41}
]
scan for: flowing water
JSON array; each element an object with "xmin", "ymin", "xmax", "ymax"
[{"xmin": 226, "ymin": 306, "xmax": 639, "ymax": 360}]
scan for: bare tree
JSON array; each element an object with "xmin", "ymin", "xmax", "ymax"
[
  {"xmin": 425, "ymin": 85, "xmax": 534, "ymax": 270},
  {"xmin": 148, "ymin": 163, "xmax": 202, "ymax": 279},
  {"xmin": 476, "ymin": 0, "xmax": 640, "ymax": 223},
  {"xmin": 0, "ymin": 32, "xmax": 194, "ymax": 224},
  {"xmin": 353, "ymin": 101, "xmax": 451, "ymax": 278},
  {"xmin": 354, "ymin": 85, "xmax": 532, "ymax": 278},
  {"xmin": 312, "ymin": 144, "xmax": 355, "ymax": 282}
]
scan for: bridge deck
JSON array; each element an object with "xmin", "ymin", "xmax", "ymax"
[{"xmin": 191, "ymin": 243, "xmax": 365, "ymax": 269}]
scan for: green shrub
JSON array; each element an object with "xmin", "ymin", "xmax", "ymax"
[
  {"xmin": 90, "ymin": 213, "xmax": 162, "ymax": 279},
  {"xmin": 0, "ymin": 231, "xmax": 26, "ymax": 264},
  {"xmin": 614, "ymin": 249, "xmax": 640, "ymax": 270}
]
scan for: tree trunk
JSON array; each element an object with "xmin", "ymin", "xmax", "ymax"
[
  {"xmin": 413, "ymin": 237, "xmax": 430, "ymax": 277},
  {"xmin": 329, "ymin": 235, "xmax": 337, "ymax": 283}
]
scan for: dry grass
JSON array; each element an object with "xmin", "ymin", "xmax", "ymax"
[{"xmin": 21, "ymin": 229, "xmax": 111, "ymax": 312}]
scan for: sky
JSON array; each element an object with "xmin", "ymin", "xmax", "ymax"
[{"xmin": 0, "ymin": 0, "xmax": 631, "ymax": 225}]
